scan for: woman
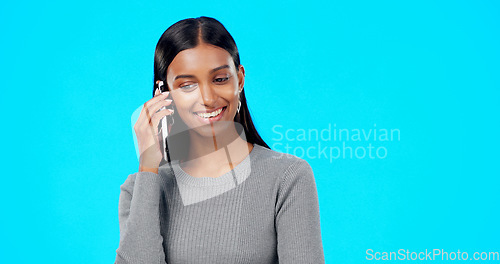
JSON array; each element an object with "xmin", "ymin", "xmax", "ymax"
[{"xmin": 115, "ymin": 16, "xmax": 324, "ymax": 264}]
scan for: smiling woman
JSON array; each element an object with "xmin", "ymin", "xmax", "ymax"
[
  {"xmin": 165, "ymin": 43, "xmax": 245, "ymax": 141},
  {"xmin": 115, "ymin": 16, "xmax": 325, "ymax": 264}
]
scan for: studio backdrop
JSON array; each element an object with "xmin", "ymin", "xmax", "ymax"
[{"xmin": 0, "ymin": 0, "xmax": 499, "ymax": 263}]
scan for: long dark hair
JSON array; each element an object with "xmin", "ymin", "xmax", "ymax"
[{"xmin": 153, "ymin": 16, "xmax": 269, "ymax": 162}]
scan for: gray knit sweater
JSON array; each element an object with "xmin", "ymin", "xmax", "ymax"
[{"xmin": 115, "ymin": 144, "xmax": 324, "ymax": 263}]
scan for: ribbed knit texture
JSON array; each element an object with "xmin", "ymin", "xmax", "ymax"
[{"xmin": 115, "ymin": 144, "xmax": 325, "ymax": 264}]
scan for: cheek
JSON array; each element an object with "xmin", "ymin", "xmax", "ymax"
[
  {"xmin": 171, "ymin": 92, "xmax": 195, "ymax": 109},
  {"xmin": 217, "ymin": 84, "xmax": 239, "ymax": 99}
]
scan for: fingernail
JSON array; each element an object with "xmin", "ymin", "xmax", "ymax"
[{"xmin": 165, "ymin": 99, "xmax": 172, "ymax": 103}]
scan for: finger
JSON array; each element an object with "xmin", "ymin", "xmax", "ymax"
[
  {"xmin": 149, "ymin": 108, "xmax": 175, "ymax": 131},
  {"xmin": 149, "ymin": 108, "xmax": 174, "ymax": 146},
  {"xmin": 144, "ymin": 91, "xmax": 170, "ymax": 111},
  {"xmin": 136, "ymin": 92, "xmax": 171, "ymax": 128},
  {"xmin": 144, "ymin": 97, "xmax": 173, "ymax": 119},
  {"xmin": 135, "ymin": 92, "xmax": 164, "ymax": 126},
  {"xmin": 154, "ymin": 99, "xmax": 174, "ymax": 114},
  {"xmin": 134, "ymin": 101, "xmax": 150, "ymax": 131}
]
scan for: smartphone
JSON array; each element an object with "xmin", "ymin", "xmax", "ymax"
[{"xmin": 155, "ymin": 81, "xmax": 174, "ymax": 162}]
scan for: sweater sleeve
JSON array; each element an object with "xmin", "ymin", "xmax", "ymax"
[
  {"xmin": 115, "ymin": 172, "xmax": 167, "ymax": 264},
  {"xmin": 275, "ymin": 159, "xmax": 325, "ymax": 264}
]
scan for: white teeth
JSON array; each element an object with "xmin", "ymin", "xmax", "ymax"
[{"xmin": 196, "ymin": 107, "xmax": 223, "ymax": 118}]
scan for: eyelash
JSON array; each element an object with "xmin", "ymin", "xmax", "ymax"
[
  {"xmin": 179, "ymin": 76, "xmax": 231, "ymax": 90},
  {"xmin": 180, "ymin": 84, "xmax": 197, "ymax": 90},
  {"xmin": 214, "ymin": 76, "xmax": 230, "ymax": 83}
]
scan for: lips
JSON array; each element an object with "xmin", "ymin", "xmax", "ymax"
[{"xmin": 193, "ymin": 106, "xmax": 227, "ymax": 123}]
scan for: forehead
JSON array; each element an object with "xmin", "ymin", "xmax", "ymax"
[{"xmin": 167, "ymin": 44, "xmax": 234, "ymax": 77}]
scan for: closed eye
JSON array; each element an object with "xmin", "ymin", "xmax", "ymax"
[{"xmin": 180, "ymin": 83, "xmax": 198, "ymax": 91}]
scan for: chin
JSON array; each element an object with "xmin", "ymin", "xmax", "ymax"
[{"xmin": 191, "ymin": 120, "xmax": 236, "ymax": 138}]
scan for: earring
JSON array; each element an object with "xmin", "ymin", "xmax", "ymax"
[{"xmin": 237, "ymin": 100, "xmax": 241, "ymax": 114}]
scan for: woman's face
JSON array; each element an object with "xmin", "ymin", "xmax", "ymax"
[{"xmin": 166, "ymin": 43, "xmax": 245, "ymax": 138}]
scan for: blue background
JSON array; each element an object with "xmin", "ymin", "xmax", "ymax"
[{"xmin": 1, "ymin": 0, "xmax": 499, "ymax": 263}]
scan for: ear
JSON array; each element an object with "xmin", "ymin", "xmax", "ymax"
[{"xmin": 237, "ymin": 65, "xmax": 245, "ymax": 92}]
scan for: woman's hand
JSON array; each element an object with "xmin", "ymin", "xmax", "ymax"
[{"xmin": 133, "ymin": 84, "xmax": 174, "ymax": 173}]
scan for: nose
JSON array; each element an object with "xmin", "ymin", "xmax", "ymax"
[{"xmin": 199, "ymin": 82, "xmax": 217, "ymax": 108}]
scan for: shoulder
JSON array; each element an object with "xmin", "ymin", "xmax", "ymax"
[
  {"xmin": 260, "ymin": 145, "xmax": 319, "ymax": 217},
  {"xmin": 253, "ymin": 143, "xmax": 312, "ymax": 166},
  {"xmin": 252, "ymin": 144, "xmax": 314, "ymax": 183}
]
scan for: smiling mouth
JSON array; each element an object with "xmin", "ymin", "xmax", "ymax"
[{"xmin": 194, "ymin": 106, "xmax": 226, "ymax": 119}]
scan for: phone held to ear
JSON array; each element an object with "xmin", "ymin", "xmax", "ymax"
[{"xmin": 155, "ymin": 81, "xmax": 174, "ymax": 162}]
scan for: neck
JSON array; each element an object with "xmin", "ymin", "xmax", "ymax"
[{"xmin": 181, "ymin": 123, "xmax": 253, "ymax": 170}]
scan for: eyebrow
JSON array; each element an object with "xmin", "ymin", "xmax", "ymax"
[
  {"xmin": 173, "ymin": 65, "xmax": 230, "ymax": 81},
  {"xmin": 174, "ymin": 74, "xmax": 195, "ymax": 80},
  {"xmin": 210, "ymin": 64, "xmax": 230, "ymax": 74}
]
